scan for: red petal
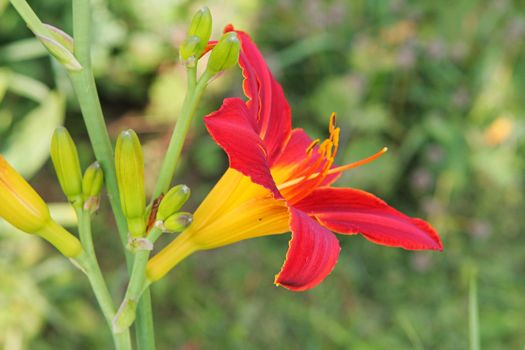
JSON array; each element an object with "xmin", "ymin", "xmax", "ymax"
[
  {"xmin": 204, "ymin": 98, "xmax": 281, "ymax": 198},
  {"xmin": 275, "ymin": 207, "xmax": 340, "ymax": 291},
  {"xmin": 295, "ymin": 188, "xmax": 443, "ymax": 251},
  {"xmin": 234, "ymin": 29, "xmax": 292, "ymax": 165}
]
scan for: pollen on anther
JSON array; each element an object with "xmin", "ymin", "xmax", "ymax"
[
  {"xmin": 305, "ymin": 139, "xmax": 320, "ymax": 154},
  {"xmin": 329, "ymin": 112, "xmax": 337, "ymax": 133}
]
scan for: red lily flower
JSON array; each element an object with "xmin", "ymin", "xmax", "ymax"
[{"xmin": 146, "ymin": 26, "xmax": 442, "ymax": 291}]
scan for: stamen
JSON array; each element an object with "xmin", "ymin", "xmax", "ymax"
[
  {"xmin": 326, "ymin": 147, "xmax": 388, "ymax": 175},
  {"xmin": 305, "ymin": 139, "xmax": 320, "ymax": 154},
  {"xmin": 277, "ymin": 147, "xmax": 388, "ymax": 191},
  {"xmin": 329, "ymin": 112, "xmax": 336, "ymax": 133}
]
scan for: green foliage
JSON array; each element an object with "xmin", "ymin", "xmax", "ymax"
[{"xmin": 1, "ymin": 0, "xmax": 524, "ymax": 348}]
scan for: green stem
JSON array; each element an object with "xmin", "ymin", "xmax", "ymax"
[
  {"xmin": 69, "ymin": 0, "xmax": 129, "ymax": 252},
  {"xmin": 114, "ymin": 228, "xmax": 164, "ymax": 334},
  {"xmin": 8, "ymin": 0, "xmax": 54, "ymax": 37},
  {"xmin": 75, "ymin": 208, "xmax": 132, "ymax": 350},
  {"xmin": 469, "ymin": 270, "xmax": 480, "ymax": 350},
  {"xmin": 135, "ymin": 67, "xmax": 211, "ymax": 349},
  {"xmin": 135, "ymin": 289, "xmax": 154, "ymax": 350},
  {"xmin": 152, "ymin": 68, "xmax": 214, "ymax": 198}
]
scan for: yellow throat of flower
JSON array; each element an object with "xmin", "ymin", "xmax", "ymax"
[{"xmin": 146, "ymin": 169, "xmax": 290, "ymax": 281}]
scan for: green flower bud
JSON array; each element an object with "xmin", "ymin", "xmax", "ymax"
[
  {"xmin": 113, "ymin": 299, "xmax": 137, "ymax": 334},
  {"xmin": 180, "ymin": 36, "xmax": 201, "ymax": 67},
  {"xmin": 36, "ymin": 34, "xmax": 81, "ymax": 71},
  {"xmin": 82, "ymin": 162, "xmax": 104, "ymax": 213},
  {"xmin": 50, "ymin": 127, "xmax": 83, "ymax": 207},
  {"xmin": 115, "ymin": 129, "xmax": 146, "ymax": 237},
  {"xmin": 82, "ymin": 162, "xmax": 104, "ymax": 199},
  {"xmin": 157, "ymin": 185, "xmax": 191, "ymax": 221},
  {"xmin": 43, "ymin": 23, "xmax": 74, "ymax": 53},
  {"xmin": 207, "ymin": 32, "xmax": 240, "ymax": 74},
  {"xmin": 187, "ymin": 6, "xmax": 212, "ymax": 55},
  {"xmin": 164, "ymin": 212, "xmax": 193, "ymax": 233}
]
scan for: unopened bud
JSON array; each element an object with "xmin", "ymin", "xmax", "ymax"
[
  {"xmin": 44, "ymin": 23, "xmax": 74, "ymax": 52},
  {"xmin": 206, "ymin": 32, "xmax": 240, "ymax": 74},
  {"xmin": 50, "ymin": 127, "xmax": 83, "ymax": 207},
  {"xmin": 179, "ymin": 36, "xmax": 201, "ymax": 67},
  {"xmin": 188, "ymin": 7, "xmax": 212, "ymax": 55},
  {"xmin": 164, "ymin": 212, "xmax": 193, "ymax": 233},
  {"xmin": 36, "ymin": 34, "xmax": 81, "ymax": 71},
  {"xmin": 115, "ymin": 129, "xmax": 146, "ymax": 237},
  {"xmin": 113, "ymin": 299, "xmax": 137, "ymax": 334},
  {"xmin": 82, "ymin": 162, "xmax": 104, "ymax": 212},
  {"xmin": 0, "ymin": 156, "xmax": 82, "ymax": 257},
  {"xmin": 157, "ymin": 185, "xmax": 191, "ymax": 221},
  {"xmin": 0, "ymin": 155, "xmax": 52, "ymax": 233}
]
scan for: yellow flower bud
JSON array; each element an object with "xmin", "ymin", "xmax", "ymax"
[
  {"xmin": 50, "ymin": 127, "xmax": 83, "ymax": 207},
  {"xmin": 187, "ymin": 6, "xmax": 212, "ymax": 55},
  {"xmin": 115, "ymin": 129, "xmax": 146, "ymax": 237},
  {"xmin": 207, "ymin": 32, "xmax": 240, "ymax": 74},
  {"xmin": 0, "ymin": 156, "xmax": 82, "ymax": 257},
  {"xmin": 156, "ymin": 185, "xmax": 190, "ymax": 221},
  {"xmin": 0, "ymin": 155, "xmax": 51, "ymax": 233}
]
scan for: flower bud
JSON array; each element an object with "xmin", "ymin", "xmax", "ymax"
[
  {"xmin": 82, "ymin": 162, "xmax": 104, "ymax": 198},
  {"xmin": 164, "ymin": 212, "xmax": 193, "ymax": 233},
  {"xmin": 179, "ymin": 36, "xmax": 201, "ymax": 67},
  {"xmin": 187, "ymin": 6, "xmax": 212, "ymax": 55},
  {"xmin": 82, "ymin": 161, "xmax": 104, "ymax": 212},
  {"xmin": 44, "ymin": 23, "xmax": 74, "ymax": 52},
  {"xmin": 0, "ymin": 156, "xmax": 82, "ymax": 257},
  {"xmin": 206, "ymin": 32, "xmax": 240, "ymax": 74},
  {"xmin": 157, "ymin": 185, "xmax": 191, "ymax": 221},
  {"xmin": 50, "ymin": 127, "xmax": 83, "ymax": 207},
  {"xmin": 0, "ymin": 155, "xmax": 51, "ymax": 233},
  {"xmin": 36, "ymin": 34, "xmax": 81, "ymax": 71},
  {"xmin": 115, "ymin": 129, "xmax": 146, "ymax": 237}
]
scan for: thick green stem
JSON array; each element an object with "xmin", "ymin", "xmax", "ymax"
[
  {"xmin": 70, "ymin": 0, "xmax": 129, "ymax": 252},
  {"xmin": 113, "ymin": 228, "xmax": 164, "ymax": 335},
  {"xmin": 152, "ymin": 68, "xmax": 214, "ymax": 198},
  {"xmin": 75, "ymin": 208, "xmax": 132, "ymax": 350}
]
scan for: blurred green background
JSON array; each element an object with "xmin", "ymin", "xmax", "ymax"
[{"xmin": 1, "ymin": 0, "xmax": 524, "ymax": 349}]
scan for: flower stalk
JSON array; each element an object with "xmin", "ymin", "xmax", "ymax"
[
  {"xmin": 152, "ymin": 68, "xmax": 214, "ymax": 198},
  {"xmin": 74, "ymin": 208, "xmax": 132, "ymax": 350},
  {"xmin": 114, "ymin": 226, "xmax": 164, "ymax": 333}
]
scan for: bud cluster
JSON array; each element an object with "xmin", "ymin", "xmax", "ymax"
[
  {"xmin": 180, "ymin": 6, "xmax": 240, "ymax": 74},
  {"xmin": 50, "ymin": 127, "xmax": 104, "ymax": 211},
  {"xmin": 180, "ymin": 7, "xmax": 212, "ymax": 67},
  {"xmin": 155, "ymin": 184, "xmax": 193, "ymax": 233}
]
